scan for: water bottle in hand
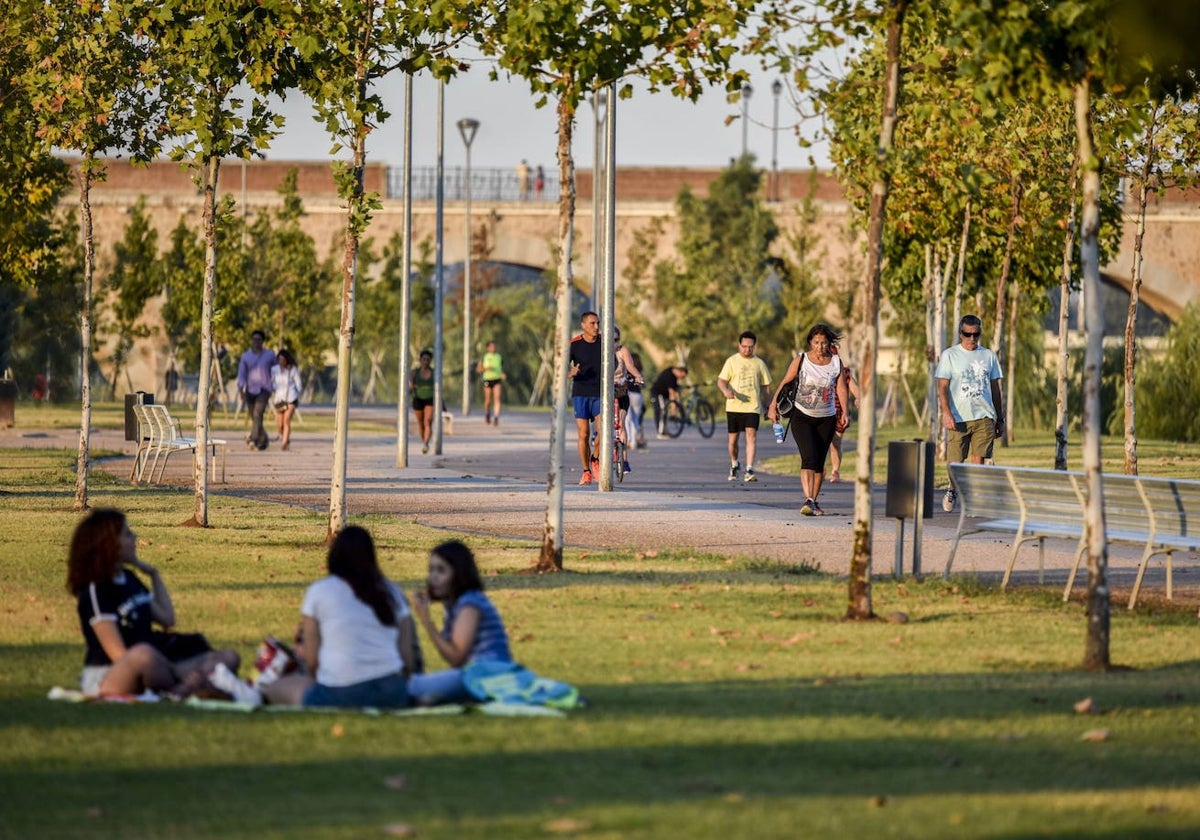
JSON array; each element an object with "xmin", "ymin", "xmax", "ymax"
[{"xmin": 773, "ymin": 421, "xmax": 785, "ymax": 444}]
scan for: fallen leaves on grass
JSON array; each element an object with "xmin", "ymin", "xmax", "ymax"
[
  {"xmin": 1081, "ymin": 729, "xmax": 1111, "ymax": 742},
  {"xmin": 331, "ymin": 723, "xmax": 345, "ymax": 737},
  {"xmin": 1073, "ymin": 697, "xmax": 1096, "ymax": 715},
  {"xmin": 383, "ymin": 774, "xmax": 408, "ymax": 791},
  {"xmin": 543, "ymin": 818, "xmax": 591, "ymax": 833},
  {"xmin": 869, "ymin": 795, "xmax": 889, "ymax": 808},
  {"xmin": 779, "ymin": 631, "xmax": 814, "ymax": 646},
  {"xmin": 382, "ymin": 823, "xmax": 417, "ymax": 836}
]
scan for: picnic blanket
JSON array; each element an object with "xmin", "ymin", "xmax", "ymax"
[{"xmin": 48, "ymin": 679, "xmax": 580, "ymax": 717}]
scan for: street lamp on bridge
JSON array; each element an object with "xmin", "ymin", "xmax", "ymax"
[{"xmin": 457, "ymin": 117, "xmax": 480, "ymax": 417}]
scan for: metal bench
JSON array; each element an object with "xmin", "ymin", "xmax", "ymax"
[
  {"xmin": 134, "ymin": 404, "xmax": 227, "ymax": 485},
  {"xmin": 944, "ymin": 463, "xmax": 1200, "ymax": 611}
]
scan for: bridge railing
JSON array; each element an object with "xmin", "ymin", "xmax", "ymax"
[{"xmin": 387, "ymin": 166, "xmax": 561, "ymax": 203}]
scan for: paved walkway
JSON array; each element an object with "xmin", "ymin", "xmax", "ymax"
[{"xmin": 9, "ymin": 405, "xmax": 1197, "ymax": 600}]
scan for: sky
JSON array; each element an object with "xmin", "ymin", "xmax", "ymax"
[{"xmin": 261, "ymin": 66, "xmax": 831, "ymax": 175}]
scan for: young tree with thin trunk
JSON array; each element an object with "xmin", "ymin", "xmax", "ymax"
[
  {"xmin": 21, "ymin": 0, "xmax": 164, "ymax": 512},
  {"xmin": 956, "ymin": 0, "xmax": 1200, "ymax": 670},
  {"xmin": 475, "ymin": 0, "xmax": 755, "ymax": 571},
  {"xmin": 1101, "ymin": 95, "xmax": 1200, "ymax": 474},
  {"xmin": 288, "ymin": 1, "xmax": 468, "ymax": 540},
  {"xmin": 147, "ymin": 0, "xmax": 294, "ymax": 527}
]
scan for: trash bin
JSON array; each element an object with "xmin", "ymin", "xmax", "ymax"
[
  {"xmin": 124, "ymin": 391, "xmax": 154, "ymax": 441},
  {"xmin": 0, "ymin": 378, "xmax": 16, "ymax": 429},
  {"xmin": 886, "ymin": 440, "xmax": 934, "ymax": 578},
  {"xmin": 885, "ymin": 440, "xmax": 934, "ymax": 519}
]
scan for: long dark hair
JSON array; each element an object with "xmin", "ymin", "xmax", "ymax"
[
  {"xmin": 66, "ymin": 509, "xmax": 126, "ymax": 595},
  {"xmin": 805, "ymin": 323, "xmax": 842, "ymax": 350},
  {"xmin": 327, "ymin": 526, "xmax": 396, "ymax": 627},
  {"xmin": 431, "ymin": 540, "xmax": 483, "ymax": 602}
]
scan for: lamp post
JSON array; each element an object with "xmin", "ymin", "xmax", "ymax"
[
  {"xmin": 771, "ymin": 79, "xmax": 782, "ymax": 202},
  {"xmin": 591, "ymin": 89, "xmax": 608, "ymax": 309},
  {"xmin": 740, "ymin": 83, "xmax": 752, "ymax": 160},
  {"xmin": 432, "ymin": 81, "xmax": 445, "ymax": 454},
  {"xmin": 396, "ymin": 72, "xmax": 414, "ymax": 467},
  {"xmin": 457, "ymin": 117, "xmax": 480, "ymax": 417}
]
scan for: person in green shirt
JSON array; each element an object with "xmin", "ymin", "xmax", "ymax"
[{"xmin": 476, "ymin": 340, "xmax": 506, "ymax": 426}]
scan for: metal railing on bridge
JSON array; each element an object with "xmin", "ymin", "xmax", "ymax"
[{"xmin": 387, "ymin": 166, "xmax": 561, "ymax": 203}]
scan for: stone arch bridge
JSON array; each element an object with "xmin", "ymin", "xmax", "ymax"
[{"xmin": 77, "ymin": 159, "xmax": 1200, "ymax": 395}]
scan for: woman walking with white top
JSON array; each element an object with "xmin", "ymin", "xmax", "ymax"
[
  {"xmin": 270, "ymin": 349, "xmax": 303, "ymax": 450},
  {"xmin": 767, "ymin": 324, "xmax": 850, "ymax": 516}
]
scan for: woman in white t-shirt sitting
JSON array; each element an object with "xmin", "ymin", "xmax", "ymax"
[{"xmin": 261, "ymin": 526, "xmax": 419, "ymax": 709}]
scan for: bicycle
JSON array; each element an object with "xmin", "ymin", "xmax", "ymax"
[
  {"xmin": 610, "ymin": 393, "xmax": 628, "ymax": 483},
  {"xmin": 591, "ymin": 380, "xmax": 636, "ymax": 484},
  {"xmin": 662, "ymin": 383, "xmax": 716, "ymax": 439}
]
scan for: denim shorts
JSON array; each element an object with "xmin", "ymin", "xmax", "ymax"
[
  {"xmin": 302, "ymin": 671, "xmax": 410, "ymax": 709},
  {"xmin": 407, "ymin": 668, "xmax": 473, "ymax": 706}
]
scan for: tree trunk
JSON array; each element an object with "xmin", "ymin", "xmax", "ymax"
[
  {"xmin": 190, "ymin": 154, "xmax": 220, "ymax": 527},
  {"xmin": 1074, "ymin": 78, "xmax": 1111, "ymax": 671},
  {"xmin": 328, "ymin": 130, "xmax": 366, "ymax": 541},
  {"xmin": 537, "ymin": 94, "xmax": 578, "ymax": 572},
  {"xmin": 1054, "ymin": 157, "xmax": 1079, "ymax": 471},
  {"xmin": 1005, "ymin": 277, "xmax": 1019, "ymax": 440},
  {"xmin": 847, "ymin": 0, "xmax": 907, "ymax": 620},
  {"xmin": 942, "ymin": 203, "xmax": 971, "ymax": 462},
  {"xmin": 74, "ymin": 162, "xmax": 96, "ymax": 512},
  {"xmin": 992, "ymin": 174, "xmax": 1021, "ymax": 448},
  {"xmin": 923, "ymin": 244, "xmax": 936, "ymax": 442},
  {"xmin": 1124, "ymin": 131, "xmax": 1154, "ymax": 476}
]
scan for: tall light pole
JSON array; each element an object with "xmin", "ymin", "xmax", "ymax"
[
  {"xmin": 457, "ymin": 117, "xmax": 479, "ymax": 417},
  {"xmin": 432, "ymin": 81, "xmax": 445, "ymax": 454},
  {"xmin": 396, "ymin": 72, "xmax": 414, "ymax": 468},
  {"xmin": 740, "ymin": 83, "xmax": 752, "ymax": 160},
  {"xmin": 771, "ymin": 79, "xmax": 782, "ymax": 202},
  {"xmin": 591, "ymin": 89, "xmax": 608, "ymax": 309}
]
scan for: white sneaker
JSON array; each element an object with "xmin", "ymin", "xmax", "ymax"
[
  {"xmin": 728, "ymin": 462, "xmax": 740, "ymax": 482},
  {"xmin": 208, "ymin": 663, "xmax": 262, "ymax": 706},
  {"xmin": 743, "ymin": 469, "xmax": 757, "ymax": 483},
  {"xmin": 942, "ymin": 489, "xmax": 958, "ymax": 512}
]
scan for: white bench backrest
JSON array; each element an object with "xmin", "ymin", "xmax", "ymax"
[{"xmin": 950, "ymin": 463, "xmax": 1081, "ymax": 526}]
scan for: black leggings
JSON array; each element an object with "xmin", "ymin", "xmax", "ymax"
[{"xmin": 789, "ymin": 411, "xmax": 837, "ymax": 471}]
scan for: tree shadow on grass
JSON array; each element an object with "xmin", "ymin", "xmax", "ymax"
[{"xmin": 3, "ymin": 681, "xmax": 1200, "ymax": 840}]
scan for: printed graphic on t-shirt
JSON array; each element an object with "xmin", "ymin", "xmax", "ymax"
[
  {"xmin": 797, "ymin": 368, "xmax": 834, "ymax": 411},
  {"xmin": 956, "ymin": 361, "xmax": 992, "ymax": 402}
]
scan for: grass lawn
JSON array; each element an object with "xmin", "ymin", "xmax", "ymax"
[
  {"xmin": 762, "ymin": 421, "xmax": 1200, "ymax": 487},
  {"xmin": 1, "ymin": 445, "xmax": 1199, "ymax": 839}
]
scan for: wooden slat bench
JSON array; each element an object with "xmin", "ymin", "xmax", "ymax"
[{"xmin": 943, "ymin": 463, "xmax": 1200, "ymax": 611}]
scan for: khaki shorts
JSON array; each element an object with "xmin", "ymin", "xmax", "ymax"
[{"xmin": 946, "ymin": 417, "xmax": 995, "ymax": 461}]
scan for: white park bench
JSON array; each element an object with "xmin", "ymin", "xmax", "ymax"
[
  {"xmin": 944, "ymin": 462, "xmax": 1200, "ymax": 611},
  {"xmin": 130, "ymin": 403, "xmax": 227, "ymax": 485}
]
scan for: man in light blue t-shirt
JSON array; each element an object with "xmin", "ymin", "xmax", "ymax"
[{"xmin": 935, "ymin": 314, "xmax": 1004, "ymax": 512}]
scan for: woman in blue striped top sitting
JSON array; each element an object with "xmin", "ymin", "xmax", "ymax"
[{"xmin": 408, "ymin": 540, "xmax": 512, "ymax": 705}]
